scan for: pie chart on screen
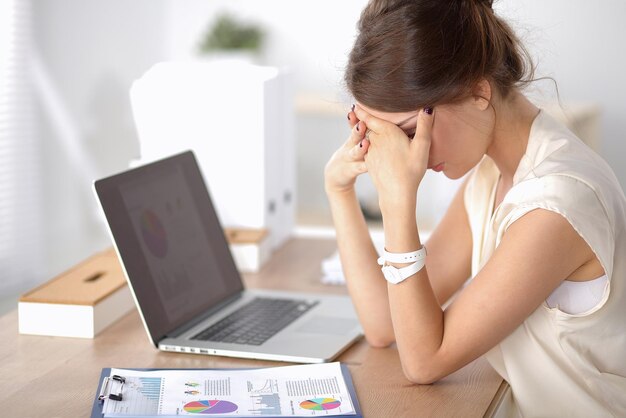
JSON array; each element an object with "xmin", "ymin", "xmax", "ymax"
[{"xmin": 140, "ymin": 209, "xmax": 168, "ymax": 258}]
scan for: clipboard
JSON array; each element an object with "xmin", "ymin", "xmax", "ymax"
[{"xmin": 91, "ymin": 365, "xmax": 362, "ymax": 418}]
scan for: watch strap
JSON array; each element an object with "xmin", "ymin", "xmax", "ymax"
[{"xmin": 384, "ymin": 246, "xmax": 426, "ymax": 263}]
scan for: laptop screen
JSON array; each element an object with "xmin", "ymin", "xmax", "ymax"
[{"xmin": 95, "ymin": 151, "xmax": 244, "ymax": 344}]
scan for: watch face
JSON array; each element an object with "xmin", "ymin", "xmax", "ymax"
[{"xmin": 382, "ymin": 266, "xmax": 403, "ymax": 284}]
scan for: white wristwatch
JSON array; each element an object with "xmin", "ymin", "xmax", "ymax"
[
  {"xmin": 377, "ymin": 246, "xmax": 427, "ymax": 284},
  {"xmin": 380, "ymin": 262, "xmax": 424, "ymax": 284}
]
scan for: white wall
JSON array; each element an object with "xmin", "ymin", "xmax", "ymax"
[
  {"xmin": 32, "ymin": 0, "xmax": 169, "ymax": 282},
  {"xmin": 495, "ymin": 0, "xmax": 626, "ymax": 188},
  {"xmin": 165, "ymin": 0, "xmax": 368, "ymax": 101}
]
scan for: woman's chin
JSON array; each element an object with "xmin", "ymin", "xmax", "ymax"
[{"xmin": 440, "ymin": 166, "xmax": 466, "ymax": 180}]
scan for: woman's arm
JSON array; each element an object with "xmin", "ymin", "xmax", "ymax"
[
  {"xmin": 329, "ymin": 173, "xmax": 474, "ymax": 347},
  {"xmin": 327, "ymin": 189, "xmax": 395, "ymax": 347},
  {"xmin": 325, "ymin": 106, "xmax": 475, "ymax": 347},
  {"xmin": 324, "ymin": 110, "xmax": 395, "ymax": 347},
  {"xmin": 422, "ymin": 177, "xmax": 473, "ymax": 306},
  {"xmin": 385, "ymin": 208, "xmax": 597, "ymax": 384}
]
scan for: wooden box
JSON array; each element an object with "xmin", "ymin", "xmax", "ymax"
[{"xmin": 18, "ymin": 248, "xmax": 134, "ymax": 338}]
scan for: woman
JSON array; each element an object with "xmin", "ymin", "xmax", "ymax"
[{"xmin": 324, "ymin": 0, "xmax": 626, "ymax": 416}]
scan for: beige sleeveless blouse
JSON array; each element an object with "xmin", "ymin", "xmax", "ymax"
[{"xmin": 464, "ymin": 110, "xmax": 626, "ymax": 417}]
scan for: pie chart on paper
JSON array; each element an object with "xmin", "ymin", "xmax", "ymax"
[
  {"xmin": 183, "ymin": 400, "xmax": 238, "ymax": 414},
  {"xmin": 140, "ymin": 209, "xmax": 168, "ymax": 258},
  {"xmin": 300, "ymin": 397, "xmax": 342, "ymax": 411}
]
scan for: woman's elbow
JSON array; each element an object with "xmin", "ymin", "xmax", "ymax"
[
  {"xmin": 401, "ymin": 360, "xmax": 442, "ymax": 385},
  {"xmin": 364, "ymin": 333, "xmax": 395, "ymax": 348}
]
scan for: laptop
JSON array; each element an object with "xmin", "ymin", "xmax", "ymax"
[{"xmin": 94, "ymin": 150, "xmax": 362, "ymax": 363}]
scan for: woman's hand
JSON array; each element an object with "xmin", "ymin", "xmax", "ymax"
[
  {"xmin": 353, "ymin": 106, "xmax": 434, "ymax": 211},
  {"xmin": 324, "ymin": 108, "xmax": 371, "ymax": 195}
]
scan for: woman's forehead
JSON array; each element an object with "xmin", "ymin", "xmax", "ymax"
[{"xmin": 357, "ymin": 102, "xmax": 417, "ymax": 127}]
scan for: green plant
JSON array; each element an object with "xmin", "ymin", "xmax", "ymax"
[{"xmin": 198, "ymin": 13, "xmax": 264, "ymax": 53}]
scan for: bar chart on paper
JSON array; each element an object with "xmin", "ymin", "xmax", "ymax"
[
  {"xmin": 250, "ymin": 393, "xmax": 282, "ymax": 415},
  {"xmin": 247, "ymin": 379, "xmax": 282, "ymax": 415}
]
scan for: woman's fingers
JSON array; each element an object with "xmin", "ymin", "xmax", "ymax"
[
  {"xmin": 347, "ymin": 104, "xmax": 358, "ymax": 129},
  {"xmin": 353, "ymin": 105, "xmax": 387, "ymax": 136},
  {"xmin": 350, "ymin": 160, "xmax": 368, "ymax": 176},
  {"xmin": 346, "ymin": 120, "xmax": 366, "ymax": 147},
  {"xmin": 348, "ymin": 138, "xmax": 370, "ymax": 160},
  {"xmin": 324, "ymin": 107, "xmax": 369, "ymax": 194},
  {"xmin": 410, "ymin": 107, "xmax": 434, "ymax": 157}
]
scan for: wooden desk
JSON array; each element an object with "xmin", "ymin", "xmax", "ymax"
[{"xmin": 0, "ymin": 238, "xmax": 504, "ymax": 417}]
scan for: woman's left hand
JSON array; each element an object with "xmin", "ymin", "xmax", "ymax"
[{"xmin": 353, "ymin": 106, "xmax": 434, "ymax": 211}]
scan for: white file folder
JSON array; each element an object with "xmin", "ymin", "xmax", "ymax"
[{"xmin": 130, "ymin": 61, "xmax": 295, "ymax": 250}]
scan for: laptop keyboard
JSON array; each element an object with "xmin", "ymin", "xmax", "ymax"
[{"xmin": 192, "ymin": 297, "xmax": 319, "ymax": 345}]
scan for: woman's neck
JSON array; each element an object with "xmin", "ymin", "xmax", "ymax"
[{"xmin": 486, "ymin": 92, "xmax": 540, "ymax": 185}]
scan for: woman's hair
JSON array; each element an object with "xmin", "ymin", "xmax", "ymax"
[{"xmin": 345, "ymin": 0, "xmax": 536, "ymax": 112}]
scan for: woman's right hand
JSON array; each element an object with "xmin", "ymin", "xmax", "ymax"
[{"xmin": 324, "ymin": 108, "xmax": 371, "ymax": 195}]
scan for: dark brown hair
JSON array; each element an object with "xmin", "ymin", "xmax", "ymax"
[{"xmin": 345, "ymin": 0, "xmax": 536, "ymax": 112}]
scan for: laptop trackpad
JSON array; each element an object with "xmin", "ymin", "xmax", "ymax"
[{"xmin": 296, "ymin": 316, "xmax": 357, "ymax": 335}]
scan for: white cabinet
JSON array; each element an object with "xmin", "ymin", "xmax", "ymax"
[{"xmin": 130, "ymin": 61, "xmax": 295, "ymax": 251}]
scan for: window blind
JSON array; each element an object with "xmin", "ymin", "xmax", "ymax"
[{"xmin": 0, "ymin": 0, "xmax": 43, "ymax": 297}]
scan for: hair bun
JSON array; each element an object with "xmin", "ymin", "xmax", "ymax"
[
  {"xmin": 461, "ymin": 0, "xmax": 493, "ymax": 11},
  {"xmin": 347, "ymin": 0, "xmax": 534, "ymax": 112}
]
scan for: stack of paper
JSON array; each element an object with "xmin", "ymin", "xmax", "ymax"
[
  {"xmin": 321, "ymin": 232, "xmax": 385, "ymax": 285},
  {"xmin": 321, "ymin": 251, "xmax": 345, "ymax": 285}
]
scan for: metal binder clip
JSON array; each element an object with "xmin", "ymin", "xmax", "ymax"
[{"xmin": 98, "ymin": 374, "xmax": 126, "ymax": 402}]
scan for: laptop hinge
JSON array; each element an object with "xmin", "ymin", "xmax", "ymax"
[{"xmin": 165, "ymin": 292, "xmax": 244, "ymax": 339}]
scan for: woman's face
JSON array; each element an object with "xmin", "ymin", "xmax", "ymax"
[{"xmin": 358, "ymin": 98, "xmax": 493, "ymax": 179}]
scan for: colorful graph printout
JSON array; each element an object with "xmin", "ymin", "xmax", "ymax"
[
  {"xmin": 102, "ymin": 363, "xmax": 357, "ymax": 417},
  {"xmin": 140, "ymin": 209, "xmax": 168, "ymax": 258},
  {"xmin": 300, "ymin": 398, "xmax": 342, "ymax": 411},
  {"xmin": 184, "ymin": 400, "xmax": 238, "ymax": 414}
]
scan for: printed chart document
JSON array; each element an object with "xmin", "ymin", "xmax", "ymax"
[{"xmin": 97, "ymin": 362, "xmax": 360, "ymax": 417}]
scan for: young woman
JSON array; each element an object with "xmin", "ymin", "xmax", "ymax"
[{"xmin": 324, "ymin": 0, "xmax": 626, "ymax": 415}]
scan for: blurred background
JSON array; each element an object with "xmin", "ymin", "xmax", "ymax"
[{"xmin": 1, "ymin": 0, "xmax": 625, "ymax": 310}]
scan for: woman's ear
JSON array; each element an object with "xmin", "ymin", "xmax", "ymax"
[{"xmin": 472, "ymin": 79, "xmax": 492, "ymax": 111}]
